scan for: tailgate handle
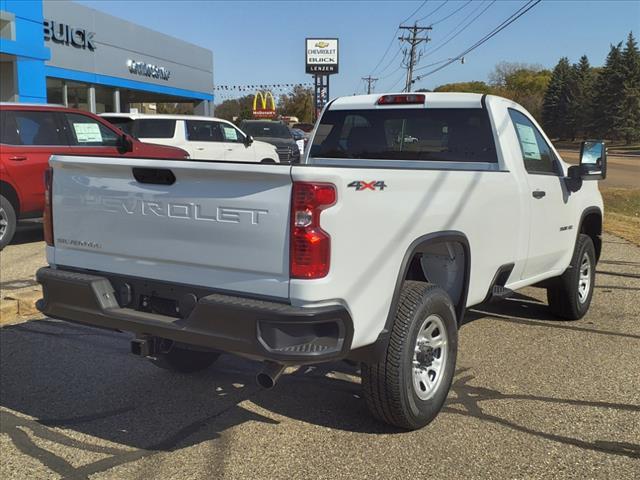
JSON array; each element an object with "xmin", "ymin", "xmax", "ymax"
[{"xmin": 132, "ymin": 168, "xmax": 176, "ymax": 185}]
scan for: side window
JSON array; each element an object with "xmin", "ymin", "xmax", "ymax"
[
  {"xmin": 186, "ymin": 120, "xmax": 223, "ymax": 142},
  {"xmin": 64, "ymin": 113, "xmax": 119, "ymax": 147},
  {"xmin": 134, "ymin": 119, "xmax": 176, "ymax": 138},
  {"xmin": 219, "ymin": 123, "xmax": 244, "ymax": 143},
  {"xmin": 1, "ymin": 110, "xmax": 65, "ymax": 145},
  {"xmin": 508, "ymin": 109, "xmax": 558, "ymax": 175}
]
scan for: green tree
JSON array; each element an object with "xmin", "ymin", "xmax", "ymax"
[
  {"xmin": 433, "ymin": 81, "xmax": 493, "ymax": 94},
  {"xmin": 213, "ymin": 95, "xmax": 255, "ymax": 123},
  {"xmin": 592, "ymin": 43, "xmax": 625, "ymax": 139},
  {"xmin": 542, "ymin": 57, "xmax": 573, "ymax": 139},
  {"xmin": 621, "ymin": 32, "xmax": 640, "ymax": 144},
  {"xmin": 489, "ymin": 62, "xmax": 551, "ymax": 120},
  {"xmin": 567, "ymin": 55, "xmax": 595, "ymax": 139},
  {"xmin": 277, "ymin": 85, "xmax": 314, "ymax": 123}
]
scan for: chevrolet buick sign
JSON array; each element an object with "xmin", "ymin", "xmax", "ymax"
[
  {"xmin": 127, "ymin": 59, "xmax": 171, "ymax": 81},
  {"xmin": 306, "ymin": 38, "xmax": 339, "ymax": 74}
]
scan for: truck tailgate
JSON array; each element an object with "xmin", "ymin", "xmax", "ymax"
[{"xmin": 49, "ymin": 155, "xmax": 292, "ymax": 299}]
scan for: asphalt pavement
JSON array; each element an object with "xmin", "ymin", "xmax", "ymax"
[{"xmin": 0, "ymin": 232, "xmax": 638, "ymax": 479}]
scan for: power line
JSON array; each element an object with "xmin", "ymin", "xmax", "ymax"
[
  {"xmin": 367, "ymin": 0, "xmax": 429, "ymax": 76},
  {"xmin": 399, "ymin": 24, "xmax": 432, "ymax": 91},
  {"xmin": 429, "ymin": 0, "xmax": 472, "ymax": 26},
  {"xmin": 361, "ymin": 75, "xmax": 379, "ymax": 94},
  {"xmin": 414, "ymin": 0, "xmax": 542, "ymax": 82},
  {"xmin": 415, "ymin": 0, "xmax": 496, "ymax": 67},
  {"xmin": 415, "ymin": 0, "xmax": 448, "ymax": 23}
]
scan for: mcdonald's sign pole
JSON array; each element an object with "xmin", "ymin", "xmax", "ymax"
[{"xmin": 305, "ymin": 38, "xmax": 338, "ymax": 120}]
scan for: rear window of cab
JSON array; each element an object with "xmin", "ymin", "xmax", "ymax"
[{"xmin": 310, "ymin": 108, "xmax": 497, "ymax": 163}]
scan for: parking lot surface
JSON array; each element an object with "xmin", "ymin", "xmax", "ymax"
[{"xmin": 0, "ymin": 233, "xmax": 639, "ymax": 479}]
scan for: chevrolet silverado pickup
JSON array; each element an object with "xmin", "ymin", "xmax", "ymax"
[{"xmin": 36, "ymin": 93, "xmax": 606, "ymax": 430}]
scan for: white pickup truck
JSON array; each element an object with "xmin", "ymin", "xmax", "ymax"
[{"xmin": 37, "ymin": 93, "xmax": 606, "ymax": 430}]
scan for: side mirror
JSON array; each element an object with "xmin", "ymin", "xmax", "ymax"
[
  {"xmin": 578, "ymin": 140, "xmax": 606, "ymax": 180},
  {"xmin": 565, "ymin": 165, "xmax": 583, "ymax": 193},
  {"xmin": 244, "ymin": 135, "xmax": 254, "ymax": 147},
  {"xmin": 117, "ymin": 133, "xmax": 134, "ymax": 154}
]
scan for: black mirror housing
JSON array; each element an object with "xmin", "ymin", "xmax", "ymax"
[
  {"xmin": 118, "ymin": 133, "xmax": 134, "ymax": 154},
  {"xmin": 565, "ymin": 165, "xmax": 583, "ymax": 192},
  {"xmin": 244, "ymin": 135, "xmax": 254, "ymax": 147},
  {"xmin": 578, "ymin": 140, "xmax": 607, "ymax": 180}
]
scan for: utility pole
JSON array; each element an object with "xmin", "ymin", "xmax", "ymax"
[
  {"xmin": 398, "ymin": 23, "xmax": 431, "ymax": 92},
  {"xmin": 361, "ymin": 75, "xmax": 378, "ymax": 94}
]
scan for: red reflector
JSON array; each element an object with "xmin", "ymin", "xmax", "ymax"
[
  {"xmin": 290, "ymin": 182, "xmax": 336, "ymax": 279},
  {"xmin": 377, "ymin": 94, "xmax": 425, "ymax": 105},
  {"xmin": 43, "ymin": 167, "xmax": 54, "ymax": 246}
]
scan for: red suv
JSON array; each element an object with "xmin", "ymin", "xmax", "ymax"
[{"xmin": 0, "ymin": 103, "xmax": 189, "ymax": 249}]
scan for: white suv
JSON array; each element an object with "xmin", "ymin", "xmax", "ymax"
[{"xmin": 101, "ymin": 113, "xmax": 279, "ymax": 163}]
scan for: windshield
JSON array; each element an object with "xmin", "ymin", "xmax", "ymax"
[
  {"xmin": 310, "ymin": 108, "xmax": 497, "ymax": 163},
  {"xmin": 242, "ymin": 122, "xmax": 292, "ymax": 139}
]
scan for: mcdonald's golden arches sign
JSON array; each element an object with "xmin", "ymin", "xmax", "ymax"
[{"xmin": 252, "ymin": 91, "xmax": 276, "ymax": 118}]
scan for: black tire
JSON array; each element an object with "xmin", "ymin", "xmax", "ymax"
[
  {"xmin": 149, "ymin": 344, "xmax": 220, "ymax": 373},
  {"xmin": 0, "ymin": 194, "xmax": 17, "ymax": 250},
  {"xmin": 361, "ymin": 281, "xmax": 458, "ymax": 430},
  {"xmin": 260, "ymin": 158, "xmax": 277, "ymax": 164},
  {"xmin": 547, "ymin": 234, "xmax": 596, "ymax": 320}
]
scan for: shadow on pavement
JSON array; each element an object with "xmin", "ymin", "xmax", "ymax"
[
  {"xmin": 9, "ymin": 222, "xmax": 44, "ymax": 246},
  {"xmin": 1, "ymin": 304, "xmax": 639, "ymax": 478}
]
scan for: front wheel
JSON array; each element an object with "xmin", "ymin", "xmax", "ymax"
[
  {"xmin": 547, "ymin": 234, "xmax": 596, "ymax": 320},
  {"xmin": 361, "ymin": 281, "xmax": 458, "ymax": 430}
]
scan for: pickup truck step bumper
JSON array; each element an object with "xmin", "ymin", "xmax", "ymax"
[{"xmin": 36, "ymin": 267, "xmax": 353, "ymax": 365}]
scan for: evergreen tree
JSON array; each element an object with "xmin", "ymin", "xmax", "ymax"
[
  {"xmin": 567, "ymin": 55, "xmax": 595, "ymax": 139},
  {"xmin": 621, "ymin": 32, "xmax": 640, "ymax": 144},
  {"xmin": 542, "ymin": 57, "xmax": 573, "ymax": 139},
  {"xmin": 593, "ymin": 43, "xmax": 625, "ymax": 139}
]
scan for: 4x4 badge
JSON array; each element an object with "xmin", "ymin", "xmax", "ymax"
[{"xmin": 348, "ymin": 181, "xmax": 387, "ymax": 191}]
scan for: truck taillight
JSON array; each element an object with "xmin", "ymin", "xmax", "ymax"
[
  {"xmin": 290, "ymin": 182, "xmax": 336, "ymax": 279},
  {"xmin": 43, "ymin": 168, "xmax": 54, "ymax": 246}
]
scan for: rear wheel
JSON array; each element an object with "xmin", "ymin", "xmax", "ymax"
[
  {"xmin": 0, "ymin": 195, "xmax": 17, "ymax": 250},
  {"xmin": 547, "ymin": 234, "xmax": 596, "ymax": 320},
  {"xmin": 149, "ymin": 344, "xmax": 220, "ymax": 373},
  {"xmin": 361, "ymin": 281, "xmax": 458, "ymax": 430},
  {"xmin": 260, "ymin": 158, "xmax": 277, "ymax": 163}
]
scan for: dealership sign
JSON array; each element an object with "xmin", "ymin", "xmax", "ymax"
[
  {"xmin": 305, "ymin": 38, "xmax": 338, "ymax": 74},
  {"xmin": 44, "ymin": 20, "xmax": 96, "ymax": 51},
  {"xmin": 252, "ymin": 91, "xmax": 276, "ymax": 118},
  {"xmin": 127, "ymin": 59, "xmax": 171, "ymax": 81}
]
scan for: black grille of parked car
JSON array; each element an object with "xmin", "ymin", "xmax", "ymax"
[{"xmin": 276, "ymin": 147, "xmax": 293, "ymax": 162}]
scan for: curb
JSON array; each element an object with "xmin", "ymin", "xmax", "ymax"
[{"xmin": 0, "ymin": 287, "xmax": 42, "ymax": 325}]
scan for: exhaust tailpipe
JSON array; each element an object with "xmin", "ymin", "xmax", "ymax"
[{"xmin": 256, "ymin": 361, "xmax": 286, "ymax": 389}]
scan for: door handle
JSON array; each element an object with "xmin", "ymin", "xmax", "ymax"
[
  {"xmin": 196, "ymin": 147, "xmax": 205, "ymax": 150},
  {"xmin": 9, "ymin": 156, "xmax": 27, "ymax": 161},
  {"xmin": 532, "ymin": 190, "xmax": 546, "ymax": 199}
]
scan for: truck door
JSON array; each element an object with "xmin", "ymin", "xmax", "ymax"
[{"xmin": 508, "ymin": 109, "xmax": 574, "ymax": 279}]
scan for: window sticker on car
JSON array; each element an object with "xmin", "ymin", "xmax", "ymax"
[
  {"xmin": 223, "ymin": 127, "xmax": 238, "ymax": 141},
  {"xmin": 515, "ymin": 123, "xmax": 541, "ymax": 160},
  {"xmin": 73, "ymin": 123, "xmax": 103, "ymax": 143}
]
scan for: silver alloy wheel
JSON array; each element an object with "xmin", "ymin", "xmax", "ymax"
[
  {"xmin": 578, "ymin": 251, "xmax": 592, "ymax": 304},
  {"xmin": 0, "ymin": 206, "xmax": 7, "ymax": 241},
  {"xmin": 412, "ymin": 314, "xmax": 448, "ymax": 401}
]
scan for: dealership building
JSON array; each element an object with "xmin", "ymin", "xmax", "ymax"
[{"xmin": 0, "ymin": 0, "xmax": 214, "ymax": 114}]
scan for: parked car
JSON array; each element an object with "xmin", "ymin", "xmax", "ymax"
[
  {"xmin": 292, "ymin": 122, "xmax": 314, "ymax": 133},
  {"xmin": 0, "ymin": 103, "xmax": 188, "ymax": 249},
  {"xmin": 290, "ymin": 128, "xmax": 307, "ymax": 154},
  {"xmin": 101, "ymin": 114, "xmax": 279, "ymax": 163},
  {"xmin": 36, "ymin": 92, "xmax": 606, "ymax": 430},
  {"xmin": 239, "ymin": 120, "xmax": 300, "ymax": 163}
]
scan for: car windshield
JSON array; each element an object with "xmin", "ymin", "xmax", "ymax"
[
  {"xmin": 242, "ymin": 122, "xmax": 292, "ymax": 139},
  {"xmin": 310, "ymin": 108, "xmax": 498, "ymax": 163}
]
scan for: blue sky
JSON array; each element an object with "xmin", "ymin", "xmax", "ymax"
[{"xmin": 78, "ymin": 0, "xmax": 639, "ymax": 102}]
